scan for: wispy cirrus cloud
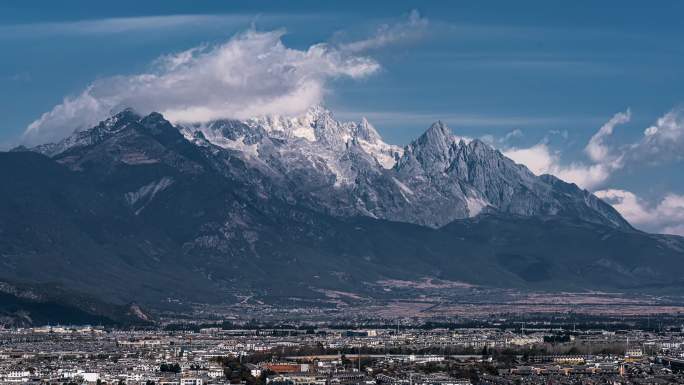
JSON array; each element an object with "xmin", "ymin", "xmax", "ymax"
[
  {"xmin": 4, "ymin": 72, "xmax": 32, "ymax": 82},
  {"xmin": 0, "ymin": 14, "xmax": 257, "ymax": 38},
  {"xmin": 337, "ymin": 9, "xmax": 428, "ymax": 53}
]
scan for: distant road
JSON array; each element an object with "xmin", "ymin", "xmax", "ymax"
[{"xmin": 285, "ymin": 354, "xmax": 484, "ymax": 360}]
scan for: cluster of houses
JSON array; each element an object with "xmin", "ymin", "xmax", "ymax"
[{"xmin": 1, "ymin": 324, "xmax": 684, "ymax": 384}]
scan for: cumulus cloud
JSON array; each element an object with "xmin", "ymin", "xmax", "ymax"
[
  {"xmin": 502, "ymin": 109, "xmax": 684, "ymax": 231},
  {"xmin": 594, "ymin": 189, "xmax": 684, "ymax": 236},
  {"xmin": 23, "ymin": 29, "xmax": 379, "ymax": 145},
  {"xmin": 502, "ymin": 128, "xmax": 524, "ymax": 143},
  {"xmin": 585, "ymin": 109, "xmax": 630, "ymax": 163},
  {"xmin": 503, "ymin": 110, "xmax": 630, "ymax": 190},
  {"xmin": 629, "ymin": 108, "xmax": 684, "ymax": 164},
  {"xmin": 23, "ymin": 15, "xmax": 428, "ymax": 146},
  {"xmin": 503, "ymin": 143, "xmax": 613, "ymax": 190},
  {"xmin": 505, "ymin": 107, "xmax": 684, "ymax": 191},
  {"xmin": 502, "ymin": 143, "xmax": 556, "ymax": 176}
]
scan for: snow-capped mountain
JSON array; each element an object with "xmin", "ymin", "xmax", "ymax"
[
  {"xmin": 178, "ymin": 105, "xmax": 403, "ymax": 182},
  {"xmin": 28, "ymin": 106, "xmax": 629, "ymax": 230},
  {"xmin": 176, "ymin": 106, "xmax": 628, "ymax": 229},
  {"xmin": 4, "ymin": 107, "xmax": 684, "ymax": 306}
]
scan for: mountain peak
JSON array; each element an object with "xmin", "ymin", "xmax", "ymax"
[
  {"xmin": 109, "ymin": 107, "xmax": 142, "ymax": 124},
  {"xmin": 28, "ymin": 108, "xmax": 143, "ymax": 157},
  {"xmin": 395, "ymin": 121, "xmax": 458, "ymax": 176},
  {"xmin": 414, "ymin": 121, "xmax": 454, "ymax": 152},
  {"xmin": 356, "ymin": 117, "xmax": 382, "ymax": 143},
  {"xmin": 426, "ymin": 120, "xmax": 450, "ymax": 136},
  {"xmin": 466, "ymin": 137, "xmax": 495, "ymax": 155},
  {"xmin": 304, "ymin": 104, "xmax": 335, "ymax": 124},
  {"xmin": 140, "ymin": 112, "xmax": 174, "ymax": 132},
  {"xmin": 413, "ymin": 120, "xmax": 454, "ymax": 153}
]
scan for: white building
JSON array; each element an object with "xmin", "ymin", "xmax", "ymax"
[{"xmin": 180, "ymin": 378, "xmax": 203, "ymax": 385}]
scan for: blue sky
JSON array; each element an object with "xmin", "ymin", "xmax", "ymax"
[{"xmin": 1, "ymin": 0, "xmax": 683, "ymax": 234}]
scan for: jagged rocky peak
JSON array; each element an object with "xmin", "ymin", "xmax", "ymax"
[
  {"xmin": 300, "ymin": 105, "xmax": 372, "ymax": 147},
  {"xmin": 240, "ymin": 104, "xmax": 336, "ymax": 142},
  {"xmin": 112, "ymin": 107, "xmax": 142, "ymax": 122},
  {"xmin": 465, "ymin": 137, "xmax": 490, "ymax": 152},
  {"xmin": 139, "ymin": 111, "xmax": 167, "ymax": 126},
  {"xmin": 92, "ymin": 107, "xmax": 144, "ymax": 134},
  {"xmin": 356, "ymin": 117, "xmax": 382, "ymax": 142},
  {"xmin": 456, "ymin": 138, "xmax": 507, "ymax": 169},
  {"xmin": 241, "ymin": 105, "xmax": 377, "ymax": 145},
  {"xmin": 400, "ymin": 121, "xmax": 516, "ymax": 176},
  {"xmin": 29, "ymin": 108, "xmax": 144, "ymax": 157},
  {"xmin": 398, "ymin": 120, "xmax": 460, "ymax": 174},
  {"xmin": 421, "ymin": 120, "xmax": 452, "ymax": 144},
  {"xmin": 88, "ymin": 107, "xmax": 145, "ymax": 138},
  {"xmin": 176, "ymin": 105, "xmax": 404, "ymax": 169}
]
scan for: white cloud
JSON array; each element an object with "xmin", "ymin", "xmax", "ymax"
[
  {"xmin": 339, "ymin": 10, "xmax": 428, "ymax": 53},
  {"xmin": 501, "ymin": 109, "xmax": 684, "ymax": 232},
  {"xmin": 22, "ymin": 11, "xmax": 430, "ymax": 146},
  {"xmin": 630, "ymin": 108, "xmax": 684, "ymax": 164},
  {"xmin": 552, "ymin": 164, "xmax": 615, "ymax": 190},
  {"xmin": 502, "ymin": 107, "xmax": 684, "ymax": 193},
  {"xmin": 503, "ymin": 143, "xmax": 614, "ymax": 190},
  {"xmin": 594, "ymin": 189, "xmax": 684, "ymax": 236},
  {"xmin": 663, "ymin": 224, "xmax": 684, "ymax": 236},
  {"xmin": 503, "ymin": 143, "xmax": 556, "ymax": 176},
  {"xmin": 502, "ymin": 128, "xmax": 524, "ymax": 143},
  {"xmin": 585, "ymin": 109, "xmax": 630, "ymax": 163},
  {"xmin": 22, "ymin": 28, "xmax": 384, "ymax": 145},
  {"xmin": 481, "ymin": 128, "xmax": 524, "ymax": 147},
  {"xmin": 503, "ymin": 110, "xmax": 631, "ymax": 190},
  {"xmin": 0, "ymin": 14, "xmax": 253, "ymax": 37}
]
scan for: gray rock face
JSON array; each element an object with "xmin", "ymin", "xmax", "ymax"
[
  {"xmin": 28, "ymin": 106, "xmax": 631, "ymax": 230},
  {"xmin": 174, "ymin": 107, "xmax": 631, "ymax": 230}
]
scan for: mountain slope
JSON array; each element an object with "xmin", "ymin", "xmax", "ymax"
[
  {"xmin": 0, "ymin": 151, "xmax": 216, "ymax": 304},
  {"xmin": 0, "ymin": 281, "xmax": 153, "ymax": 327}
]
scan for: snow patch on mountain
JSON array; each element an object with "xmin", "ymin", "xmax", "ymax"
[
  {"xmin": 178, "ymin": 106, "xmax": 403, "ymax": 190},
  {"xmin": 358, "ymin": 139, "xmax": 402, "ymax": 169},
  {"xmin": 465, "ymin": 196, "xmax": 489, "ymax": 217},
  {"xmin": 31, "ymin": 109, "xmax": 141, "ymax": 157},
  {"xmin": 392, "ymin": 177, "xmax": 415, "ymax": 203},
  {"xmin": 246, "ymin": 113, "xmax": 317, "ymax": 142},
  {"xmin": 206, "ymin": 134, "xmax": 258, "ymax": 157},
  {"xmin": 125, "ymin": 177, "xmax": 174, "ymax": 214}
]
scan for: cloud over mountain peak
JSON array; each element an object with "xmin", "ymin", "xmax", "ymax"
[
  {"xmin": 24, "ymin": 34, "xmax": 370, "ymax": 146},
  {"xmin": 22, "ymin": 11, "xmax": 429, "ymax": 147}
]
